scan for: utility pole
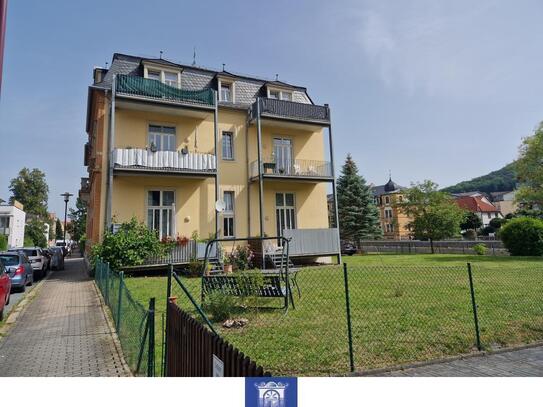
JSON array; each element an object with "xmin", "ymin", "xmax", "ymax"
[{"xmin": 60, "ymin": 192, "xmax": 73, "ymax": 245}]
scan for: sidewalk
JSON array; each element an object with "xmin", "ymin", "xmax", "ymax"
[
  {"xmin": 376, "ymin": 346, "xmax": 543, "ymax": 376},
  {"xmin": 0, "ymin": 257, "xmax": 129, "ymax": 377}
]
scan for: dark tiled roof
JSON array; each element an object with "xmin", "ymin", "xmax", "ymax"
[
  {"xmin": 371, "ymin": 179, "xmax": 405, "ymax": 196},
  {"xmin": 91, "ymin": 53, "xmax": 312, "ymax": 106}
]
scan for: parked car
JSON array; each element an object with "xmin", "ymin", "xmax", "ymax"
[
  {"xmin": 55, "ymin": 240, "xmax": 69, "ymax": 257},
  {"xmin": 42, "ymin": 249, "xmax": 52, "ymax": 271},
  {"xmin": 49, "ymin": 247, "xmax": 65, "ymax": 270},
  {"xmin": 341, "ymin": 242, "xmax": 357, "ymax": 256},
  {"xmin": 0, "ymin": 259, "xmax": 12, "ymax": 321},
  {"xmin": 8, "ymin": 247, "xmax": 48, "ymax": 279},
  {"xmin": 0, "ymin": 252, "xmax": 33, "ymax": 292}
]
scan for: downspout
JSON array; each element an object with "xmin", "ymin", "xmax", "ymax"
[
  {"xmin": 213, "ymin": 90, "xmax": 219, "ymax": 239},
  {"xmin": 245, "ymin": 116, "xmax": 251, "ymax": 237},
  {"xmin": 105, "ymin": 75, "xmax": 116, "ymax": 232},
  {"xmin": 327, "ymin": 104, "xmax": 342, "ymax": 264},
  {"xmin": 256, "ymin": 98, "xmax": 264, "ymax": 239}
]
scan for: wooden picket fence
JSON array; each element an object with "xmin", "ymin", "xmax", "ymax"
[{"xmin": 165, "ymin": 300, "xmax": 269, "ymax": 377}]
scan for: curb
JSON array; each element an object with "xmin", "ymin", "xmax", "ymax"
[
  {"xmin": 353, "ymin": 340, "xmax": 543, "ymax": 376},
  {"xmin": 92, "ymin": 281, "xmax": 133, "ymax": 377},
  {"xmin": 0, "ymin": 268, "xmax": 51, "ymax": 337}
]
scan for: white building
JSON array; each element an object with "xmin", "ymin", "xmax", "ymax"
[{"xmin": 0, "ymin": 201, "xmax": 26, "ymax": 248}]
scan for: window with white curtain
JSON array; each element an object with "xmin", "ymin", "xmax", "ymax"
[
  {"xmin": 147, "ymin": 190, "xmax": 175, "ymax": 240},
  {"xmin": 222, "ymin": 131, "xmax": 234, "ymax": 160},
  {"xmin": 148, "ymin": 125, "xmax": 176, "ymax": 152},
  {"xmin": 223, "ymin": 191, "xmax": 235, "ymax": 238}
]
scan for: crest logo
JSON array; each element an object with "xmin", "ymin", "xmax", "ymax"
[{"xmin": 246, "ymin": 377, "xmax": 297, "ymax": 407}]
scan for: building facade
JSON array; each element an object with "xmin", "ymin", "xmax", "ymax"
[
  {"xmin": 371, "ymin": 178, "xmax": 411, "ymax": 240},
  {"xmin": 0, "ymin": 200, "xmax": 26, "ymax": 248},
  {"xmin": 489, "ymin": 191, "xmax": 517, "ymax": 216},
  {"xmin": 82, "ymin": 53, "xmax": 340, "ymax": 263},
  {"xmin": 455, "ymin": 195, "xmax": 503, "ymax": 227}
]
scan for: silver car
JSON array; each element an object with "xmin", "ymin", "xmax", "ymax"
[
  {"xmin": 8, "ymin": 247, "xmax": 48, "ymax": 279},
  {"xmin": 0, "ymin": 252, "xmax": 33, "ymax": 292},
  {"xmin": 49, "ymin": 247, "xmax": 65, "ymax": 271}
]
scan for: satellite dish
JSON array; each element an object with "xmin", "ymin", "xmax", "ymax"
[{"xmin": 215, "ymin": 199, "xmax": 226, "ymax": 213}]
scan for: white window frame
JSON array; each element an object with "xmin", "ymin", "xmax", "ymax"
[
  {"xmin": 148, "ymin": 124, "xmax": 176, "ymax": 152},
  {"xmin": 143, "ymin": 65, "xmax": 181, "ymax": 88},
  {"xmin": 221, "ymin": 131, "xmax": 234, "ymax": 160},
  {"xmin": 146, "ymin": 189, "xmax": 176, "ymax": 240},
  {"xmin": 267, "ymin": 87, "xmax": 293, "ymax": 101},
  {"xmin": 275, "ymin": 192, "xmax": 297, "ymax": 244},
  {"xmin": 218, "ymin": 79, "xmax": 234, "ymax": 102},
  {"xmin": 222, "ymin": 191, "xmax": 235, "ymax": 238}
]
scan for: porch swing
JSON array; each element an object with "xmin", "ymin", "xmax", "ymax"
[{"xmin": 200, "ymin": 236, "xmax": 297, "ymax": 310}]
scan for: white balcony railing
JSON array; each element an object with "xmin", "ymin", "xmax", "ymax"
[
  {"xmin": 282, "ymin": 228, "xmax": 340, "ymax": 256},
  {"xmin": 113, "ymin": 148, "xmax": 217, "ymax": 174}
]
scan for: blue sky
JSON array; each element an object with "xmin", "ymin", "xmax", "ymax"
[{"xmin": 1, "ymin": 0, "xmax": 543, "ymax": 215}]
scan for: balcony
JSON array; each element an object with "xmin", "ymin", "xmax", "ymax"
[
  {"xmin": 115, "ymin": 74, "xmax": 215, "ymax": 110},
  {"xmin": 282, "ymin": 228, "xmax": 340, "ymax": 257},
  {"xmin": 113, "ymin": 148, "xmax": 216, "ymax": 176},
  {"xmin": 251, "ymin": 97, "xmax": 330, "ymax": 125},
  {"xmin": 249, "ymin": 157, "xmax": 333, "ymax": 182}
]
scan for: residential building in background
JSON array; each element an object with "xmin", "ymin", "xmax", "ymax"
[
  {"xmin": 371, "ymin": 177, "xmax": 411, "ymax": 239},
  {"xmin": 81, "ymin": 53, "xmax": 340, "ymax": 264},
  {"xmin": 0, "ymin": 200, "xmax": 26, "ymax": 248},
  {"xmin": 455, "ymin": 195, "xmax": 503, "ymax": 227},
  {"xmin": 489, "ymin": 190, "xmax": 517, "ymax": 216}
]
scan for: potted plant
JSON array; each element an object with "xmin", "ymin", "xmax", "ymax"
[{"xmin": 223, "ymin": 253, "xmax": 233, "ymax": 273}]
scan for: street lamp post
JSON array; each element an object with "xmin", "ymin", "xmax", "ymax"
[{"xmin": 60, "ymin": 192, "xmax": 73, "ymax": 245}]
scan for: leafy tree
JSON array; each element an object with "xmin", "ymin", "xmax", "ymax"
[
  {"xmin": 0, "ymin": 235, "xmax": 7, "ymax": 251},
  {"xmin": 337, "ymin": 154, "xmax": 382, "ymax": 242},
  {"xmin": 500, "ymin": 217, "xmax": 543, "ymax": 256},
  {"xmin": 515, "ymin": 123, "xmax": 543, "ymax": 208},
  {"xmin": 91, "ymin": 217, "xmax": 166, "ymax": 270},
  {"xmin": 400, "ymin": 180, "xmax": 467, "ymax": 253},
  {"xmin": 68, "ymin": 198, "xmax": 87, "ymax": 242},
  {"xmin": 460, "ymin": 212, "xmax": 482, "ymax": 231},
  {"xmin": 24, "ymin": 217, "xmax": 47, "ymax": 248},
  {"xmin": 55, "ymin": 219, "xmax": 64, "ymax": 240},
  {"xmin": 9, "ymin": 168, "xmax": 49, "ymax": 217},
  {"xmin": 489, "ymin": 217, "xmax": 505, "ymax": 230}
]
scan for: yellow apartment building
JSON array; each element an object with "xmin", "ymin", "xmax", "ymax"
[
  {"xmin": 81, "ymin": 53, "xmax": 340, "ymax": 265},
  {"xmin": 371, "ymin": 177, "xmax": 411, "ymax": 240}
]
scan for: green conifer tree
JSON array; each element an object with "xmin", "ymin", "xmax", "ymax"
[{"xmin": 337, "ymin": 154, "xmax": 382, "ymax": 243}]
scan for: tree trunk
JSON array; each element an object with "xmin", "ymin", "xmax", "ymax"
[{"xmin": 430, "ymin": 238, "xmax": 435, "ymax": 254}]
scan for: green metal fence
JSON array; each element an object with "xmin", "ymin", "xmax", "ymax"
[
  {"xmin": 116, "ymin": 74, "xmax": 215, "ymax": 107},
  {"xmin": 95, "ymin": 258, "xmax": 155, "ymax": 376},
  {"xmin": 159, "ymin": 261, "xmax": 543, "ymax": 376}
]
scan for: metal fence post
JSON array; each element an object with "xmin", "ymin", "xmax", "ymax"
[
  {"xmin": 164, "ymin": 264, "xmax": 172, "ymax": 376},
  {"xmin": 343, "ymin": 263, "xmax": 355, "ymax": 372},
  {"xmin": 116, "ymin": 271, "xmax": 124, "ymax": 333},
  {"xmin": 147, "ymin": 297, "xmax": 155, "ymax": 377},
  {"xmin": 467, "ymin": 263, "xmax": 482, "ymax": 351},
  {"xmin": 105, "ymin": 262, "xmax": 110, "ymax": 306}
]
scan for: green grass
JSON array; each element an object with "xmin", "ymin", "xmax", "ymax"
[{"xmin": 123, "ymin": 254, "xmax": 543, "ymax": 376}]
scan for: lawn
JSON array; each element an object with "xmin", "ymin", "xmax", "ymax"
[{"xmin": 123, "ymin": 254, "xmax": 543, "ymax": 375}]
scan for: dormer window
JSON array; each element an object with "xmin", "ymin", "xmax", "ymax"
[
  {"xmin": 144, "ymin": 66, "xmax": 181, "ymax": 88},
  {"xmin": 148, "ymin": 70, "xmax": 161, "ymax": 81},
  {"xmin": 268, "ymin": 88, "xmax": 292, "ymax": 101},
  {"xmin": 220, "ymin": 81, "xmax": 232, "ymax": 102}
]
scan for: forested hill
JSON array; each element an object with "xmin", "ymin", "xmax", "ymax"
[{"xmin": 442, "ymin": 163, "xmax": 517, "ymax": 194}]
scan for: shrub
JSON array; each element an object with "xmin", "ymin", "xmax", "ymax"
[
  {"xmin": 500, "ymin": 217, "xmax": 543, "ymax": 256},
  {"xmin": 472, "ymin": 243, "xmax": 487, "ymax": 255},
  {"xmin": 463, "ymin": 229, "xmax": 477, "ymax": 240},
  {"xmin": 204, "ymin": 292, "xmax": 237, "ymax": 322},
  {"xmin": 228, "ymin": 246, "xmax": 254, "ymax": 271},
  {"xmin": 481, "ymin": 225, "xmax": 496, "ymax": 236},
  {"xmin": 183, "ymin": 260, "xmax": 204, "ymax": 277},
  {"xmin": 91, "ymin": 217, "xmax": 165, "ymax": 270},
  {"xmin": 0, "ymin": 235, "xmax": 7, "ymax": 251}
]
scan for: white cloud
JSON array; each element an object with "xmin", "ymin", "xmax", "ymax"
[{"xmin": 352, "ymin": 1, "xmax": 541, "ymax": 100}]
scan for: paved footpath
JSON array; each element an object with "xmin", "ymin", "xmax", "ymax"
[
  {"xmin": 377, "ymin": 346, "xmax": 543, "ymax": 376},
  {"xmin": 0, "ymin": 257, "xmax": 129, "ymax": 376}
]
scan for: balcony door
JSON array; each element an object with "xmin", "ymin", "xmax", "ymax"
[
  {"xmin": 148, "ymin": 125, "xmax": 176, "ymax": 152},
  {"xmin": 147, "ymin": 190, "xmax": 175, "ymax": 240},
  {"xmin": 273, "ymin": 138, "xmax": 293, "ymax": 175},
  {"xmin": 276, "ymin": 193, "xmax": 296, "ymax": 243}
]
